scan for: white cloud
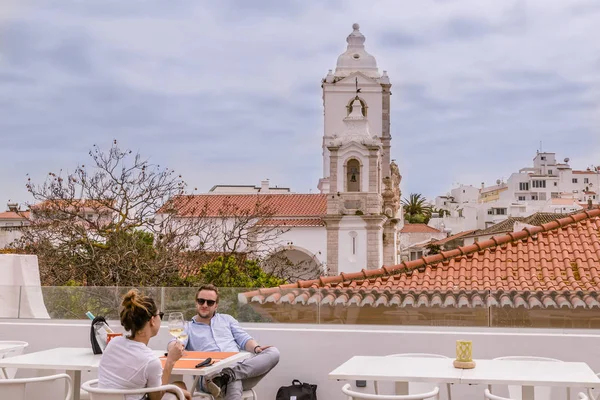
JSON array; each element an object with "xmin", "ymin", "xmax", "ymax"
[{"xmin": 0, "ymin": 0, "xmax": 599, "ymax": 209}]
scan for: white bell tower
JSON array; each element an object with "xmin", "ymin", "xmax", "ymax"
[{"xmin": 318, "ymin": 24, "xmax": 401, "ymax": 275}]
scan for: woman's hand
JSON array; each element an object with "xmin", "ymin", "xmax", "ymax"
[{"xmin": 166, "ymin": 340, "xmax": 185, "ymax": 362}]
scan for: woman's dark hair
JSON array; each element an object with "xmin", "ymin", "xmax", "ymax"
[{"xmin": 120, "ymin": 289, "xmax": 158, "ymax": 338}]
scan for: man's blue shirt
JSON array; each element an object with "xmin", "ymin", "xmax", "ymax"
[{"xmin": 178, "ymin": 313, "xmax": 253, "ymax": 352}]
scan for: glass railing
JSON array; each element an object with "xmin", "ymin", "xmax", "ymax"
[{"xmin": 2, "ymin": 285, "xmax": 600, "ymax": 329}]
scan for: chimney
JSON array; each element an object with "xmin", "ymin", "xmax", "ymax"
[
  {"xmin": 588, "ymin": 199, "xmax": 593, "ymax": 210},
  {"xmin": 7, "ymin": 202, "xmax": 18, "ymax": 212},
  {"xmin": 260, "ymin": 179, "xmax": 270, "ymax": 194},
  {"xmin": 481, "ymin": 182, "xmax": 485, "ymax": 190}
]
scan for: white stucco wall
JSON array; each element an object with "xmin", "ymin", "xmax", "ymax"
[
  {"xmin": 337, "ymin": 216, "xmax": 367, "ymax": 274},
  {"xmin": 268, "ymin": 226, "xmax": 327, "ymax": 266}
]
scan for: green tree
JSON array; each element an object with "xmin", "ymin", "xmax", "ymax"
[
  {"xmin": 178, "ymin": 256, "xmax": 285, "ymax": 288},
  {"xmin": 402, "ymin": 193, "xmax": 433, "ymax": 224}
]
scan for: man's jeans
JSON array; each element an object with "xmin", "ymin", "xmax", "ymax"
[{"xmin": 202, "ymin": 347, "xmax": 280, "ymax": 400}]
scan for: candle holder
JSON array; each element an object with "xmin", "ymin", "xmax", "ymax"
[{"xmin": 453, "ymin": 340, "xmax": 476, "ymax": 369}]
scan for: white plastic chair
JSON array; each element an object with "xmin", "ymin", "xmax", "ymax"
[
  {"xmin": 580, "ymin": 393, "xmax": 590, "ymax": 400},
  {"xmin": 190, "ymin": 375, "xmax": 257, "ymax": 399},
  {"xmin": 485, "ymin": 388, "xmax": 515, "ymax": 400},
  {"xmin": 585, "ymin": 372, "xmax": 600, "ymax": 400},
  {"xmin": 0, "ymin": 373, "xmax": 72, "ymax": 400},
  {"xmin": 0, "ymin": 340, "xmax": 29, "ymax": 379},
  {"xmin": 373, "ymin": 353, "xmax": 452, "ymax": 400},
  {"xmin": 492, "ymin": 356, "xmax": 567, "ymax": 400},
  {"xmin": 343, "ymin": 382, "xmax": 439, "ymax": 399},
  {"xmin": 81, "ymin": 378, "xmax": 185, "ymax": 400}
]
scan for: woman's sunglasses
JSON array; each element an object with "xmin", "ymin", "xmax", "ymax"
[
  {"xmin": 196, "ymin": 298, "xmax": 216, "ymax": 307},
  {"xmin": 156, "ymin": 312, "xmax": 164, "ymax": 320}
]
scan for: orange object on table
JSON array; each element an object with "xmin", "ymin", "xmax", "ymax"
[{"xmin": 160, "ymin": 352, "xmax": 239, "ymax": 369}]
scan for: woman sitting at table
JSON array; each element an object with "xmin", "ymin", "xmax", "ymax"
[{"xmin": 98, "ymin": 289, "xmax": 192, "ymax": 400}]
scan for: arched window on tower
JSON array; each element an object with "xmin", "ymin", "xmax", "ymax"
[{"xmin": 346, "ymin": 159, "xmax": 361, "ymax": 192}]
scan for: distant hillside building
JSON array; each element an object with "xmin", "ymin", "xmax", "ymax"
[{"xmin": 431, "ymin": 152, "xmax": 597, "ymax": 234}]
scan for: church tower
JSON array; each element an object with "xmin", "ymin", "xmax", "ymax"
[{"xmin": 319, "ymin": 23, "xmax": 402, "ymax": 275}]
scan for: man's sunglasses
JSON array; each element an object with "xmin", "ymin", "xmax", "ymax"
[{"xmin": 196, "ymin": 298, "xmax": 216, "ymax": 307}]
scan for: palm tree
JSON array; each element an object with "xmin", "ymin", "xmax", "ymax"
[{"xmin": 402, "ymin": 193, "xmax": 432, "ymax": 223}]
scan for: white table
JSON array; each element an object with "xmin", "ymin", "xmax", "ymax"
[
  {"xmin": 329, "ymin": 356, "xmax": 462, "ymax": 395},
  {"xmin": 462, "ymin": 359, "xmax": 600, "ymax": 400},
  {"xmin": 329, "ymin": 356, "xmax": 600, "ymax": 400},
  {"xmin": 0, "ymin": 347, "xmax": 100, "ymax": 400},
  {"xmin": 0, "ymin": 347, "xmax": 250, "ymax": 400}
]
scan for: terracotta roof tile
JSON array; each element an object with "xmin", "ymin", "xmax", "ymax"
[
  {"xmin": 162, "ymin": 194, "xmax": 326, "ymax": 217},
  {"xmin": 431, "ymin": 230, "xmax": 477, "ymax": 245},
  {"xmin": 400, "ymin": 224, "xmax": 441, "ymax": 233},
  {"xmin": 255, "ymin": 218, "xmax": 324, "ymax": 227},
  {"xmin": 0, "ymin": 211, "xmax": 30, "ymax": 220},
  {"xmin": 240, "ymin": 207, "xmax": 600, "ymax": 309}
]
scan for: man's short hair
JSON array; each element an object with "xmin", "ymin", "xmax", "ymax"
[{"xmin": 196, "ymin": 284, "xmax": 219, "ymax": 303}]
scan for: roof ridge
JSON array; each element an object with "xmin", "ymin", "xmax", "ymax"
[{"xmin": 286, "ymin": 206, "xmax": 600, "ymax": 289}]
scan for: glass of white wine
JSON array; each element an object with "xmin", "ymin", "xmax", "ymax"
[{"xmin": 168, "ymin": 312, "xmax": 185, "ymax": 343}]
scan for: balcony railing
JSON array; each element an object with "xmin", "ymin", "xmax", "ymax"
[{"xmin": 3, "ymin": 285, "xmax": 600, "ymax": 329}]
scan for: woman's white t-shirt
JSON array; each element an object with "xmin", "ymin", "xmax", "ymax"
[{"xmin": 98, "ymin": 336, "xmax": 163, "ymax": 400}]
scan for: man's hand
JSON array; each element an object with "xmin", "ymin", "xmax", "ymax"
[
  {"xmin": 183, "ymin": 389, "xmax": 192, "ymax": 400},
  {"xmin": 254, "ymin": 345, "xmax": 272, "ymax": 354}
]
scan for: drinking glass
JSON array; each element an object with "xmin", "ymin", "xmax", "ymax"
[{"xmin": 168, "ymin": 312, "xmax": 185, "ymax": 342}]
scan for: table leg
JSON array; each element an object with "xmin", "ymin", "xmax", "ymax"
[
  {"xmin": 522, "ymin": 385, "xmax": 534, "ymax": 400},
  {"xmin": 395, "ymin": 381, "xmax": 409, "ymax": 395},
  {"xmin": 67, "ymin": 370, "xmax": 81, "ymax": 400}
]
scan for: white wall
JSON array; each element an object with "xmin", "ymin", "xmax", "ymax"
[
  {"xmin": 2, "ymin": 320, "xmax": 600, "ymax": 400},
  {"xmin": 337, "ymin": 216, "xmax": 367, "ymax": 273},
  {"xmin": 272, "ymin": 226, "xmax": 327, "ymax": 265}
]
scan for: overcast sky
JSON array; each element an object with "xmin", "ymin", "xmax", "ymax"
[{"xmin": 1, "ymin": 0, "xmax": 599, "ymax": 209}]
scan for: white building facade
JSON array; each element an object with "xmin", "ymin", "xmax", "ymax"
[{"xmin": 431, "ymin": 152, "xmax": 597, "ymax": 233}]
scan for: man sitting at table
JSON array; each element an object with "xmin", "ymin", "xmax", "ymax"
[{"xmin": 167, "ymin": 284, "xmax": 280, "ymax": 400}]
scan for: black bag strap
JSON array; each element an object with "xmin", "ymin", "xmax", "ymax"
[{"xmin": 292, "ymin": 379, "xmax": 303, "ymax": 386}]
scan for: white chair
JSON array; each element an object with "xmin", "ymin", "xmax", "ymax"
[
  {"xmin": 342, "ymin": 383, "xmax": 439, "ymax": 399},
  {"xmin": 0, "ymin": 373, "xmax": 72, "ymax": 400},
  {"xmin": 81, "ymin": 379, "xmax": 185, "ymax": 400},
  {"xmin": 586, "ymin": 372, "xmax": 600, "ymax": 400},
  {"xmin": 485, "ymin": 388, "xmax": 515, "ymax": 400},
  {"xmin": 580, "ymin": 393, "xmax": 590, "ymax": 400},
  {"xmin": 190, "ymin": 375, "xmax": 257, "ymax": 399},
  {"xmin": 373, "ymin": 353, "xmax": 452, "ymax": 400},
  {"xmin": 0, "ymin": 340, "xmax": 29, "ymax": 379},
  {"xmin": 492, "ymin": 356, "xmax": 567, "ymax": 400}
]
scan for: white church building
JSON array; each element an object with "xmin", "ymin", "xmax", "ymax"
[{"xmin": 169, "ymin": 24, "xmax": 403, "ymax": 277}]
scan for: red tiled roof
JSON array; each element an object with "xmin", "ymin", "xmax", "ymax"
[
  {"xmin": 400, "ymin": 224, "xmax": 441, "ymax": 233},
  {"xmin": 0, "ymin": 211, "xmax": 30, "ymax": 220},
  {"xmin": 240, "ymin": 208, "xmax": 600, "ymax": 309},
  {"xmin": 573, "ymin": 170, "xmax": 599, "ymax": 174},
  {"xmin": 430, "ymin": 230, "xmax": 477, "ymax": 246},
  {"xmin": 162, "ymin": 194, "xmax": 327, "ymax": 217},
  {"xmin": 256, "ymin": 218, "xmax": 324, "ymax": 227}
]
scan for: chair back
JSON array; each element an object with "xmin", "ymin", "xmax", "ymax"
[
  {"xmin": 342, "ymin": 383, "xmax": 439, "ymax": 400},
  {"xmin": 492, "ymin": 356, "xmax": 563, "ymax": 400},
  {"xmin": 586, "ymin": 373, "xmax": 600, "ymax": 400},
  {"xmin": 485, "ymin": 388, "xmax": 515, "ymax": 400},
  {"xmin": 380, "ymin": 353, "xmax": 451, "ymax": 400},
  {"xmin": 0, "ymin": 373, "xmax": 72, "ymax": 400},
  {"xmin": 0, "ymin": 340, "xmax": 29, "ymax": 379},
  {"xmin": 81, "ymin": 379, "xmax": 185, "ymax": 400}
]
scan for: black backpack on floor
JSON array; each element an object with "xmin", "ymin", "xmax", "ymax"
[{"xmin": 276, "ymin": 379, "xmax": 317, "ymax": 400}]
